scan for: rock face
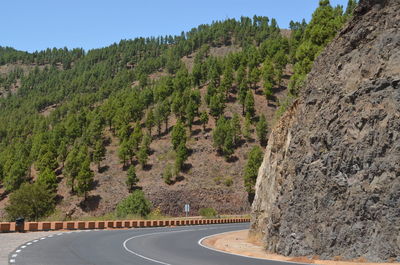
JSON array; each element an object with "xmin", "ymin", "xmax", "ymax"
[{"xmin": 250, "ymin": 0, "xmax": 400, "ymax": 262}]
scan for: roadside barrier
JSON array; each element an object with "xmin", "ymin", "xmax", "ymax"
[{"xmin": 0, "ymin": 217, "xmax": 250, "ymax": 233}]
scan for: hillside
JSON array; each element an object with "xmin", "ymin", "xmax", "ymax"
[
  {"xmin": 250, "ymin": 0, "xmax": 399, "ymax": 262},
  {"xmin": 0, "ymin": 1, "xmax": 355, "ymax": 221}
]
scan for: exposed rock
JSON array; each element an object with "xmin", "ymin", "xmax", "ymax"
[{"xmin": 250, "ymin": 0, "xmax": 400, "ymax": 262}]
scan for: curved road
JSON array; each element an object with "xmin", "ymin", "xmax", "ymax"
[{"xmin": 9, "ymin": 223, "xmax": 297, "ymax": 265}]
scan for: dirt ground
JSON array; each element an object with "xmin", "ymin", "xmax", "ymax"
[{"xmin": 202, "ymin": 230, "xmax": 399, "ymax": 265}]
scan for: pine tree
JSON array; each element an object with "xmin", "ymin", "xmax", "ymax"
[
  {"xmin": 171, "ymin": 120, "xmax": 186, "ymax": 150},
  {"xmin": 185, "ymin": 101, "xmax": 196, "ymax": 132},
  {"xmin": 199, "ymin": 112, "xmax": 209, "ymax": 132},
  {"xmin": 245, "ymin": 90, "xmax": 255, "ymax": 117},
  {"xmin": 209, "ymin": 93, "xmax": 225, "ymax": 119},
  {"xmin": 243, "ymin": 146, "xmax": 263, "ymax": 203},
  {"xmin": 238, "ymin": 80, "xmax": 248, "ymax": 115},
  {"xmin": 232, "ymin": 113, "xmax": 241, "ymax": 145},
  {"xmin": 249, "ymin": 67, "xmax": 260, "ymax": 89},
  {"xmin": 64, "ymin": 145, "xmax": 81, "ymax": 193},
  {"xmin": 145, "ymin": 108, "xmax": 155, "ymax": 136},
  {"xmin": 243, "ymin": 113, "xmax": 252, "ymax": 141},
  {"xmin": 256, "ymin": 114, "xmax": 268, "ymax": 146},
  {"xmin": 58, "ymin": 142, "xmax": 68, "ymax": 167},
  {"xmin": 76, "ymin": 157, "xmax": 94, "ymax": 199},
  {"xmin": 126, "ymin": 165, "xmax": 138, "ymax": 192},
  {"xmin": 37, "ymin": 167, "xmax": 57, "ymax": 192},
  {"xmin": 93, "ymin": 140, "xmax": 106, "ymax": 172},
  {"xmin": 222, "ymin": 127, "xmax": 235, "ymax": 159},
  {"xmin": 175, "ymin": 142, "xmax": 188, "ymax": 173},
  {"xmin": 118, "ymin": 140, "xmax": 130, "ymax": 167}
]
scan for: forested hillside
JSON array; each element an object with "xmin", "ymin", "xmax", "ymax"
[{"xmin": 0, "ymin": 0, "xmax": 356, "ymax": 221}]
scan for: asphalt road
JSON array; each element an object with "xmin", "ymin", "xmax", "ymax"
[{"xmin": 9, "ymin": 223, "xmax": 299, "ymax": 265}]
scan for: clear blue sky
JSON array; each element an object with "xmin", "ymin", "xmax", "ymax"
[{"xmin": 1, "ymin": 0, "xmax": 348, "ymax": 52}]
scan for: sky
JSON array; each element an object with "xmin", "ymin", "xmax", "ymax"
[{"xmin": 1, "ymin": 0, "xmax": 349, "ymax": 52}]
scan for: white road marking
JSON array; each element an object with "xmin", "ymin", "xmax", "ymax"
[
  {"xmin": 9, "ymin": 259, "xmax": 15, "ymax": 263},
  {"xmin": 198, "ymin": 230, "xmax": 309, "ymax": 265},
  {"xmin": 57, "ymin": 233, "xmax": 63, "ymax": 235},
  {"xmin": 15, "ymin": 250, "xmax": 21, "ymax": 253},
  {"xmin": 122, "ymin": 225, "xmax": 243, "ymax": 265},
  {"xmin": 33, "ymin": 240, "xmax": 39, "ymax": 242},
  {"xmin": 48, "ymin": 235, "xmax": 54, "ymax": 237},
  {"xmin": 21, "ymin": 245, "xmax": 26, "ymax": 249},
  {"xmin": 26, "ymin": 242, "xmax": 32, "ymax": 245},
  {"xmin": 11, "ymin": 254, "xmax": 17, "ymax": 258},
  {"xmin": 40, "ymin": 237, "xmax": 46, "ymax": 240}
]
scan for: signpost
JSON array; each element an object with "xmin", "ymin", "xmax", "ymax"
[{"xmin": 184, "ymin": 204, "xmax": 190, "ymax": 217}]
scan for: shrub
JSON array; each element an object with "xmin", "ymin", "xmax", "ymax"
[
  {"xmin": 115, "ymin": 190, "xmax": 152, "ymax": 218},
  {"xmin": 199, "ymin": 207, "xmax": 218, "ymax": 218},
  {"xmin": 224, "ymin": 177, "xmax": 233, "ymax": 187},
  {"xmin": 5, "ymin": 182, "xmax": 55, "ymax": 221}
]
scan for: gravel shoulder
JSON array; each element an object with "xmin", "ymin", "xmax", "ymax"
[
  {"xmin": 202, "ymin": 230, "xmax": 398, "ymax": 265},
  {"xmin": 0, "ymin": 231, "xmax": 59, "ymax": 265}
]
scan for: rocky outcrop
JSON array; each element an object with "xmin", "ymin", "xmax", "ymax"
[{"xmin": 250, "ymin": 0, "xmax": 400, "ymax": 262}]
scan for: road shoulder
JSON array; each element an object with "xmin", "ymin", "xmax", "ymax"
[{"xmin": 201, "ymin": 229, "xmax": 397, "ymax": 265}]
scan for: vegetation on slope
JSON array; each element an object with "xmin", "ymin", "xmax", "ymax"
[{"xmin": 0, "ymin": 0, "xmax": 357, "ymax": 220}]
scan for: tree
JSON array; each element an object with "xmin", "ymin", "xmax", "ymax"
[
  {"xmin": 115, "ymin": 190, "xmax": 152, "ymax": 218},
  {"xmin": 118, "ymin": 140, "xmax": 130, "ymax": 167},
  {"xmin": 263, "ymin": 80, "xmax": 274, "ymax": 100},
  {"xmin": 5, "ymin": 182, "xmax": 55, "ymax": 221},
  {"xmin": 93, "ymin": 140, "xmax": 106, "ymax": 171},
  {"xmin": 256, "ymin": 114, "xmax": 268, "ymax": 146},
  {"xmin": 232, "ymin": 113, "xmax": 241, "ymax": 145},
  {"xmin": 64, "ymin": 145, "xmax": 81, "ymax": 193},
  {"xmin": 212, "ymin": 117, "xmax": 235, "ymax": 159},
  {"xmin": 238, "ymin": 79, "xmax": 248, "ymax": 115},
  {"xmin": 199, "ymin": 112, "xmax": 209, "ymax": 132},
  {"xmin": 36, "ymin": 149, "xmax": 58, "ymax": 172},
  {"xmin": 245, "ymin": 90, "xmax": 255, "ymax": 117},
  {"xmin": 175, "ymin": 142, "xmax": 188, "ymax": 173},
  {"xmin": 222, "ymin": 127, "xmax": 235, "ymax": 159},
  {"xmin": 37, "ymin": 167, "xmax": 57, "ymax": 192},
  {"xmin": 145, "ymin": 108, "xmax": 155, "ymax": 136},
  {"xmin": 345, "ymin": 0, "xmax": 357, "ymax": 17},
  {"xmin": 76, "ymin": 157, "xmax": 93, "ymax": 199},
  {"xmin": 3, "ymin": 160, "xmax": 27, "ymax": 192},
  {"xmin": 243, "ymin": 146, "xmax": 264, "ymax": 203},
  {"xmin": 171, "ymin": 120, "xmax": 186, "ymax": 150},
  {"xmin": 209, "ymin": 93, "xmax": 225, "ymax": 119},
  {"xmin": 249, "ymin": 67, "xmax": 260, "ymax": 89},
  {"xmin": 243, "ymin": 113, "xmax": 252, "ymax": 141},
  {"xmin": 58, "ymin": 142, "xmax": 68, "ymax": 167},
  {"xmin": 126, "ymin": 165, "xmax": 138, "ymax": 192},
  {"xmin": 185, "ymin": 101, "xmax": 196, "ymax": 132}
]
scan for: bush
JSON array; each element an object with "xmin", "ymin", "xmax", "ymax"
[
  {"xmin": 224, "ymin": 177, "xmax": 233, "ymax": 187},
  {"xmin": 199, "ymin": 207, "xmax": 218, "ymax": 218},
  {"xmin": 115, "ymin": 190, "xmax": 152, "ymax": 218},
  {"xmin": 5, "ymin": 182, "xmax": 55, "ymax": 221}
]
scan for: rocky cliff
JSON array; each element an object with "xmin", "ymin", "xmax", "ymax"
[{"xmin": 250, "ymin": 0, "xmax": 400, "ymax": 262}]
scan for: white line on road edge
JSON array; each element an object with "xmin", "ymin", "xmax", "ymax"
[
  {"xmin": 198, "ymin": 230, "xmax": 310, "ymax": 265},
  {"xmin": 11, "ymin": 254, "xmax": 17, "ymax": 258},
  {"xmin": 9, "ymin": 259, "xmax": 15, "ymax": 263},
  {"xmin": 15, "ymin": 250, "xmax": 21, "ymax": 253},
  {"xmin": 123, "ymin": 225, "xmax": 243, "ymax": 265}
]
